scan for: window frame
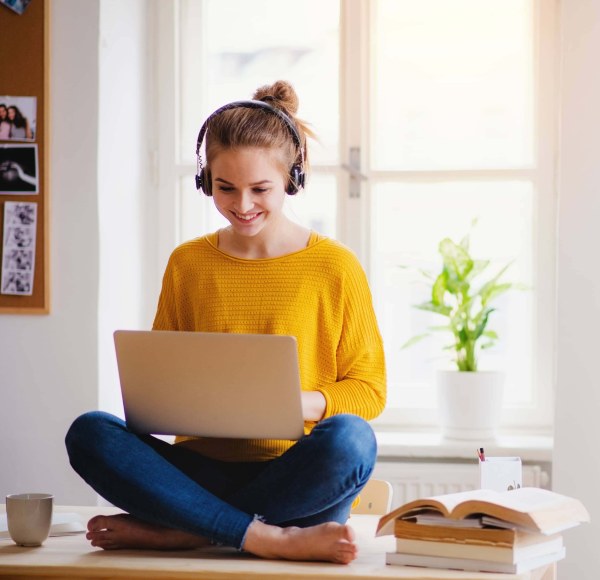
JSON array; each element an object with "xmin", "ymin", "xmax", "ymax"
[{"xmin": 153, "ymin": 0, "xmax": 558, "ymax": 433}]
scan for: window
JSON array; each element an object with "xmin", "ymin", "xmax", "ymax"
[{"xmin": 155, "ymin": 0, "xmax": 557, "ymax": 432}]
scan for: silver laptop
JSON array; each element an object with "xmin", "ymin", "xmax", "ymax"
[{"xmin": 113, "ymin": 330, "xmax": 305, "ymax": 440}]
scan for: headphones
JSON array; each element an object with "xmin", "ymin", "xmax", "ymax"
[{"xmin": 195, "ymin": 100, "xmax": 305, "ymax": 196}]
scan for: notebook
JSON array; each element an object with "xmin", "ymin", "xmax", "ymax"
[{"xmin": 113, "ymin": 330, "xmax": 305, "ymax": 440}]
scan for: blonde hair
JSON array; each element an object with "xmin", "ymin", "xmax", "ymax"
[{"xmin": 204, "ymin": 81, "xmax": 314, "ymax": 185}]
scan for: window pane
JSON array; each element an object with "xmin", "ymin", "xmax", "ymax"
[
  {"xmin": 179, "ymin": 176, "xmax": 228, "ymax": 243},
  {"xmin": 372, "ymin": 0, "xmax": 534, "ymax": 170},
  {"xmin": 178, "ymin": 173, "xmax": 337, "ymax": 243},
  {"xmin": 284, "ymin": 173, "xmax": 337, "ymax": 237},
  {"xmin": 180, "ymin": 0, "xmax": 340, "ymax": 165},
  {"xmin": 370, "ymin": 181, "xmax": 534, "ymax": 409}
]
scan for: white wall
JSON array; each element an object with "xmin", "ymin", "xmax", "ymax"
[
  {"xmin": 554, "ymin": 0, "xmax": 600, "ymax": 577},
  {"xmin": 97, "ymin": 0, "xmax": 156, "ymax": 417},
  {"xmin": 0, "ymin": 0, "xmax": 101, "ymax": 505},
  {"xmin": 0, "ymin": 0, "xmax": 154, "ymax": 505}
]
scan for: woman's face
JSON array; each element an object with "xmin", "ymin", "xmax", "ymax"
[
  {"xmin": 210, "ymin": 147, "xmax": 288, "ymax": 239},
  {"xmin": 7, "ymin": 108, "xmax": 15, "ymax": 121}
]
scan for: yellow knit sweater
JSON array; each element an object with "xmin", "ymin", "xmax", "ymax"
[{"xmin": 152, "ymin": 231, "xmax": 386, "ymax": 461}]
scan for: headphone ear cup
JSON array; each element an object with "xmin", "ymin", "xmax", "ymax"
[
  {"xmin": 287, "ymin": 165, "xmax": 304, "ymax": 195},
  {"xmin": 198, "ymin": 168, "xmax": 212, "ymax": 196}
]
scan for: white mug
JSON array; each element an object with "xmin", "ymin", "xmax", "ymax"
[{"xmin": 6, "ymin": 493, "xmax": 54, "ymax": 547}]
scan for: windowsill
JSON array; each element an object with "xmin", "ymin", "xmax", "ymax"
[{"xmin": 374, "ymin": 431, "xmax": 553, "ymax": 463}]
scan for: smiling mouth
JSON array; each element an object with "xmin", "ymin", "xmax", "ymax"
[{"xmin": 232, "ymin": 211, "xmax": 262, "ymax": 223}]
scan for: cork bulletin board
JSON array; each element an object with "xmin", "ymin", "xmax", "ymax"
[{"xmin": 0, "ymin": 0, "xmax": 49, "ymax": 314}]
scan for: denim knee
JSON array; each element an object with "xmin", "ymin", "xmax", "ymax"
[
  {"xmin": 65, "ymin": 410, "xmax": 121, "ymax": 457},
  {"xmin": 312, "ymin": 414, "xmax": 377, "ymax": 477}
]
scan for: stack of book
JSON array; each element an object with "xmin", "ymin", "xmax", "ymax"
[{"xmin": 376, "ymin": 487, "xmax": 589, "ymax": 574}]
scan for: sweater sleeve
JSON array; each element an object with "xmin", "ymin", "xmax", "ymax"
[
  {"xmin": 317, "ymin": 254, "xmax": 387, "ymax": 420},
  {"xmin": 152, "ymin": 254, "xmax": 179, "ymax": 331}
]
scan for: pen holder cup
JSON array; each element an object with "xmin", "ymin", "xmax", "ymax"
[{"xmin": 479, "ymin": 457, "xmax": 522, "ymax": 492}]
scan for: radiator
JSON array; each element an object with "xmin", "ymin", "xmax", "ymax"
[{"xmin": 372, "ymin": 461, "xmax": 548, "ymax": 509}]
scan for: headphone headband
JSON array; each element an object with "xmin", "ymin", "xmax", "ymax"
[{"xmin": 195, "ymin": 100, "xmax": 305, "ymax": 195}]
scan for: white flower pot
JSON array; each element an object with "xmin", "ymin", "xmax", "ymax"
[{"xmin": 436, "ymin": 370, "xmax": 504, "ymax": 441}]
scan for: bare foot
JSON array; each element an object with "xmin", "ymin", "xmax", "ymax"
[
  {"xmin": 243, "ymin": 520, "xmax": 358, "ymax": 564},
  {"xmin": 86, "ymin": 514, "xmax": 210, "ymax": 551}
]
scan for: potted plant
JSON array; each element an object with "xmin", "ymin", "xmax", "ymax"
[{"xmin": 403, "ymin": 229, "xmax": 525, "ymax": 440}]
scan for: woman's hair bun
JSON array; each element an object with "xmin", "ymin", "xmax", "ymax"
[{"xmin": 253, "ymin": 80, "xmax": 299, "ymax": 116}]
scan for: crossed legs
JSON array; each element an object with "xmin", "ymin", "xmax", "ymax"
[{"xmin": 65, "ymin": 411, "xmax": 376, "ymax": 563}]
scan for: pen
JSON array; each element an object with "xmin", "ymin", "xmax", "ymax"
[{"xmin": 478, "ymin": 447, "xmax": 486, "ymax": 461}]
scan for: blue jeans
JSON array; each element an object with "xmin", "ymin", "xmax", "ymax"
[{"xmin": 65, "ymin": 411, "xmax": 377, "ymax": 549}]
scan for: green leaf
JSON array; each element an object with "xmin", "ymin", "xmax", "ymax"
[
  {"xmin": 415, "ymin": 301, "xmax": 452, "ymax": 317},
  {"xmin": 478, "ymin": 262, "xmax": 513, "ymax": 305},
  {"xmin": 439, "ymin": 238, "xmax": 473, "ymax": 281},
  {"xmin": 444, "ymin": 267, "xmax": 470, "ymax": 296},
  {"xmin": 474, "ymin": 308, "xmax": 495, "ymax": 339},
  {"xmin": 431, "ymin": 272, "xmax": 447, "ymax": 305},
  {"xmin": 481, "ymin": 282, "xmax": 513, "ymax": 307},
  {"xmin": 428, "ymin": 325, "xmax": 453, "ymax": 332},
  {"xmin": 482, "ymin": 330, "xmax": 498, "ymax": 339}
]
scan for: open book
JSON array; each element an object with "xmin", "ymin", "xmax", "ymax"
[{"xmin": 377, "ymin": 487, "xmax": 589, "ymax": 537}]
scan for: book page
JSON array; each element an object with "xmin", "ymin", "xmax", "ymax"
[
  {"xmin": 428, "ymin": 489, "xmax": 504, "ymax": 513},
  {"xmin": 468, "ymin": 488, "xmax": 566, "ymax": 512}
]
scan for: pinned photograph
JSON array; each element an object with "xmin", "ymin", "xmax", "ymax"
[
  {"xmin": 4, "ymin": 201, "xmax": 36, "ymax": 225},
  {"xmin": 0, "ymin": 0, "xmax": 32, "ymax": 15},
  {"xmin": 0, "ymin": 96, "xmax": 36, "ymax": 141},
  {"xmin": 4, "ymin": 226, "xmax": 34, "ymax": 249},
  {"xmin": 2, "ymin": 201, "xmax": 37, "ymax": 296},
  {"xmin": 4, "ymin": 248, "xmax": 33, "ymax": 270},
  {"xmin": 0, "ymin": 144, "xmax": 38, "ymax": 194},
  {"xmin": 2, "ymin": 270, "xmax": 32, "ymax": 294}
]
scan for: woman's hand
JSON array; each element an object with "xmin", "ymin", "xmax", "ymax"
[{"xmin": 301, "ymin": 391, "xmax": 326, "ymax": 422}]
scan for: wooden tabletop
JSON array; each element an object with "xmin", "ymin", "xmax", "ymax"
[{"xmin": 0, "ymin": 506, "xmax": 555, "ymax": 580}]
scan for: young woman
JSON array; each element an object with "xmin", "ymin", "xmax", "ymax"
[
  {"xmin": 65, "ymin": 81, "xmax": 386, "ymax": 565},
  {"xmin": 7, "ymin": 105, "xmax": 32, "ymax": 140}
]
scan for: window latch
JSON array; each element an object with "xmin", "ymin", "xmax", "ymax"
[{"xmin": 341, "ymin": 147, "xmax": 367, "ymax": 199}]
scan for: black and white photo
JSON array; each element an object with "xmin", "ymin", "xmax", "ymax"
[{"xmin": 0, "ymin": 144, "xmax": 38, "ymax": 194}]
